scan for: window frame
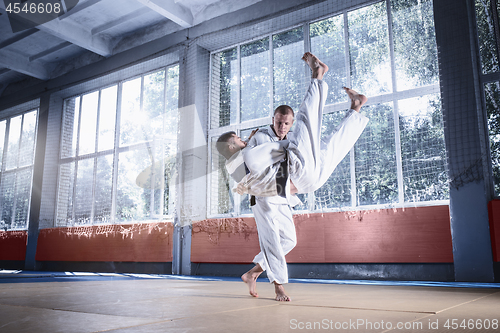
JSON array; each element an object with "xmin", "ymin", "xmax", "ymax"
[
  {"xmin": 473, "ymin": 0, "xmax": 500, "ymax": 197},
  {"xmin": 207, "ymin": 0, "xmax": 448, "ymax": 218},
  {"xmin": 0, "ymin": 108, "xmax": 39, "ymax": 230},
  {"xmin": 56, "ymin": 64, "xmax": 179, "ymax": 226}
]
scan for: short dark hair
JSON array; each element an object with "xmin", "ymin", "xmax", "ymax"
[
  {"xmin": 216, "ymin": 131, "xmax": 236, "ymax": 159},
  {"xmin": 274, "ymin": 105, "xmax": 294, "ymax": 117}
]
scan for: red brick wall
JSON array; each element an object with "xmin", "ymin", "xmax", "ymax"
[
  {"xmin": 36, "ymin": 222, "xmax": 173, "ymax": 262},
  {"xmin": 191, "ymin": 205, "xmax": 453, "ymax": 263},
  {"xmin": 488, "ymin": 200, "xmax": 500, "ymax": 262},
  {"xmin": 0, "ymin": 231, "xmax": 27, "ymax": 261}
]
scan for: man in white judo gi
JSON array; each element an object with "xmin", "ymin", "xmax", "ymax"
[{"xmin": 217, "ymin": 52, "xmax": 369, "ymax": 301}]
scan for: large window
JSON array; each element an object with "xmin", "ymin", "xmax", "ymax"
[
  {"xmin": 57, "ymin": 65, "xmax": 179, "ymax": 226},
  {"xmin": 0, "ymin": 110, "xmax": 38, "ymax": 230},
  {"xmin": 209, "ymin": 0, "xmax": 447, "ymax": 216},
  {"xmin": 475, "ymin": 0, "xmax": 500, "ymax": 196}
]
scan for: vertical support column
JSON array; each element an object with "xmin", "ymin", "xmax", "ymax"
[
  {"xmin": 173, "ymin": 44, "xmax": 210, "ymax": 275},
  {"xmin": 24, "ymin": 93, "xmax": 50, "ymax": 270},
  {"xmin": 433, "ymin": 0, "xmax": 495, "ymax": 281}
]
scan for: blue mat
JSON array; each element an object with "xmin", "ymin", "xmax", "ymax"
[{"xmin": 0, "ymin": 270, "xmax": 498, "ymax": 288}]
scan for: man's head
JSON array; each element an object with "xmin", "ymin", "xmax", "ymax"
[
  {"xmin": 273, "ymin": 105, "xmax": 294, "ymax": 140},
  {"xmin": 216, "ymin": 131, "xmax": 247, "ymax": 159}
]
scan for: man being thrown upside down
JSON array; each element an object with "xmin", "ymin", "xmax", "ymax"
[{"xmin": 217, "ymin": 52, "xmax": 369, "ymax": 301}]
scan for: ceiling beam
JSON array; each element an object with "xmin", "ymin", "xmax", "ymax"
[
  {"xmin": 58, "ymin": 0, "xmax": 102, "ymax": 20},
  {"xmin": 92, "ymin": 7, "xmax": 150, "ymax": 35},
  {"xmin": 29, "ymin": 42, "xmax": 72, "ymax": 62},
  {"xmin": 0, "ymin": 68, "xmax": 11, "ymax": 76},
  {"xmin": 0, "ymin": 29, "xmax": 38, "ymax": 49},
  {"xmin": 38, "ymin": 17, "xmax": 112, "ymax": 56},
  {"xmin": 136, "ymin": 0, "xmax": 193, "ymax": 28},
  {"xmin": 0, "ymin": 49, "xmax": 49, "ymax": 80}
]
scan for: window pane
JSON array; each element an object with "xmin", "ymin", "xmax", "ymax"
[
  {"xmin": 116, "ymin": 146, "xmax": 151, "ymax": 222},
  {"xmin": 310, "ymin": 15, "xmax": 348, "ymax": 105},
  {"xmin": 120, "ymin": 77, "xmax": 142, "ymax": 146},
  {"xmin": 143, "ymin": 70, "xmax": 165, "ymax": 140},
  {"xmin": 79, "ymin": 91, "xmax": 99, "ymax": 155},
  {"xmin": 213, "ymin": 48, "xmax": 238, "ymax": 128},
  {"xmin": 164, "ymin": 152, "xmax": 176, "ymax": 216},
  {"xmin": 94, "ymin": 155, "xmax": 113, "ymax": 224},
  {"xmin": 166, "ymin": 66, "xmax": 179, "ymax": 113},
  {"xmin": 355, "ymin": 103, "xmax": 398, "ymax": 205},
  {"xmin": 75, "ymin": 159, "xmax": 94, "ymax": 225},
  {"xmin": 6, "ymin": 116, "xmax": 21, "ymax": 170},
  {"xmin": 241, "ymin": 38, "xmax": 270, "ymax": 122},
  {"xmin": 1, "ymin": 173, "xmax": 15, "ymax": 226},
  {"xmin": 152, "ymin": 143, "xmax": 164, "ymax": 217},
  {"xmin": 392, "ymin": 0, "xmax": 439, "ymax": 90},
  {"xmin": 19, "ymin": 110, "xmax": 37, "ymax": 167},
  {"xmin": 98, "ymin": 86, "xmax": 117, "ymax": 152},
  {"xmin": 273, "ymin": 27, "xmax": 305, "ymax": 111},
  {"xmin": 56, "ymin": 162, "xmax": 75, "ymax": 226},
  {"xmin": 133, "ymin": 140, "xmax": 167, "ymax": 217},
  {"xmin": 61, "ymin": 97, "xmax": 80, "ymax": 158},
  {"xmin": 475, "ymin": 0, "xmax": 499, "ymax": 74},
  {"xmin": 210, "ymin": 137, "xmax": 233, "ymax": 215},
  {"xmin": 164, "ymin": 66, "xmax": 179, "ymax": 216},
  {"xmin": 348, "ymin": 2, "xmax": 392, "ymax": 96},
  {"xmin": 399, "ymin": 94, "xmax": 448, "ymax": 202},
  {"xmin": 0, "ymin": 120, "xmax": 6, "ymax": 170},
  {"xmin": 315, "ymin": 111, "xmax": 352, "ymax": 210},
  {"xmin": 13, "ymin": 168, "xmax": 32, "ymax": 229},
  {"xmin": 485, "ymin": 81, "xmax": 500, "ymax": 195}
]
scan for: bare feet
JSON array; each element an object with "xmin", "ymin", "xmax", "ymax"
[
  {"xmin": 241, "ymin": 264, "xmax": 263, "ymax": 297},
  {"xmin": 343, "ymin": 87, "xmax": 368, "ymax": 112},
  {"xmin": 274, "ymin": 283, "xmax": 291, "ymax": 302},
  {"xmin": 302, "ymin": 52, "xmax": 329, "ymax": 80}
]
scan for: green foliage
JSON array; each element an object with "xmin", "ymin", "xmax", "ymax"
[
  {"xmin": 475, "ymin": 0, "xmax": 500, "ymax": 195},
  {"xmin": 392, "ymin": 0, "xmax": 439, "ymax": 87},
  {"xmin": 355, "ymin": 103, "xmax": 398, "ymax": 205},
  {"xmin": 213, "ymin": 0, "xmax": 449, "ymax": 212},
  {"xmin": 219, "ymin": 48, "xmax": 237, "ymax": 127},
  {"xmin": 485, "ymin": 82, "xmax": 500, "ymax": 195},
  {"xmin": 310, "ymin": 15, "xmax": 347, "ymax": 104},
  {"xmin": 475, "ymin": 0, "xmax": 500, "ymax": 74},
  {"xmin": 241, "ymin": 38, "xmax": 270, "ymax": 121},
  {"xmin": 348, "ymin": 1, "xmax": 391, "ymax": 95},
  {"xmin": 273, "ymin": 27, "xmax": 305, "ymax": 111},
  {"xmin": 399, "ymin": 95, "xmax": 448, "ymax": 201}
]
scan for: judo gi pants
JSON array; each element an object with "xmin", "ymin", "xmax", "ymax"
[{"xmin": 251, "ymin": 197, "xmax": 296, "ymax": 285}]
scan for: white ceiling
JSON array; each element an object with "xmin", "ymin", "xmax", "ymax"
[{"xmin": 0, "ymin": 0, "xmax": 263, "ymax": 97}]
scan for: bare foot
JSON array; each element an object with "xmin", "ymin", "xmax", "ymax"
[
  {"xmin": 302, "ymin": 52, "xmax": 329, "ymax": 80},
  {"xmin": 241, "ymin": 264, "xmax": 263, "ymax": 297},
  {"xmin": 343, "ymin": 87, "xmax": 367, "ymax": 112},
  {"xmin": 274, "ymin": 283, "xmax": 291, "ymax": 302}
]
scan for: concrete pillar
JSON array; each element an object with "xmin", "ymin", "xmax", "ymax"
[
  {"xmin": 24, "ymin": 93, "xmax": 50, "ymax": 270},
  {"xmin": 433, "ymin": 0, "xmax": 495, "ymax": 281},
  {"xmin": 173, "ymin": 44, "xmax": 210, "ymax": 275}
]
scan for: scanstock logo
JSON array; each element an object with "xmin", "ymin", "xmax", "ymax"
[{"xmin": 3, "ymin": 0, "xmax": 79, "ymax": 33}]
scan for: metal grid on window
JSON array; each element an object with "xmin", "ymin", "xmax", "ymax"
[
  {"xmin": 0, "ymin": 108, "xmax": 38, "ymax": 230},
  {"xmin": 208, "ymin": 0, "xmax": 447, "ymax": 217},
  {"xmin": 57, "ymin": 65, "xmax": 179, "ymax": 226},
  {"xmin": 474, "ymin": 0, "xmax": 500, "ymax": 196}
]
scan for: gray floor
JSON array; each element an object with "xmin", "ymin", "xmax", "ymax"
[{"xmin": 0, "ymin": 271, "xmax": 499, "ymax": 332}]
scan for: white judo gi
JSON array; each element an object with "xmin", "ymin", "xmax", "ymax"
[
  {"xmin": 238, "ymin": 79, "xmax": 369, "ymax": 198},
  {"xmin": 247, "ymin": 126, "xmax": 297, "ymax": 285},
  {"xmin": 226, "ymin": 78, "xmax": 369, "ymax": 286}
]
